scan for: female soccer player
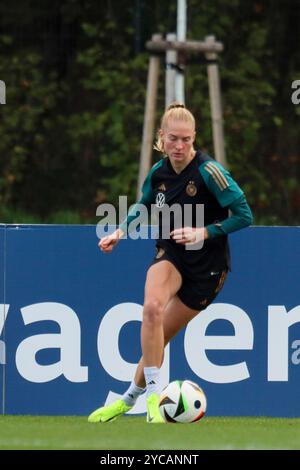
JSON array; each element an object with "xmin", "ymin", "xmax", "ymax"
[{"xmin": 88, "ymin": 102, "xmax": 253, "ymax": 424}]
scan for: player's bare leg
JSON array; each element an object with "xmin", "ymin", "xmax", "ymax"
[
  {"xmin": 134, "ymin": 294, "xmax": 199, "ymax": 388},
  {"xmin": 141, "ymin": 260, "xmax": 183, "ymax": 422},
  {"xmin": 141, "ymin": 261, "xmax": 200, "ymax": 424},
  {"xmin": 141, "ymin": 260, "xmax": 182, "ymax": 369}
]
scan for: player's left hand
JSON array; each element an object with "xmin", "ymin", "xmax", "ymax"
[{"xmin": 170, "ymin": 227, "xmax": 208, "ymax": 245}]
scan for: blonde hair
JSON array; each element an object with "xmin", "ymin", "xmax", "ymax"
[{"xmin": 154, "ymin": 102, "xmax": 196, "ymax": 154}]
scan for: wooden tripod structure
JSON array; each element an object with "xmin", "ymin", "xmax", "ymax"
[{"xmin": 137, "ymin": 34, "xmax": 226, "ymax": 198}]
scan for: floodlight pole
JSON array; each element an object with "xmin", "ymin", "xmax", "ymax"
[
  {"xmin": 165, "ymin": 33, "xmax": 177, "ymax": 107},
  {"xmin": 176, "ymin": 0, "xmax": 187, "ymax": 103}
]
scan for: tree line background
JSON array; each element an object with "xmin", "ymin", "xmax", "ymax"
[{"xmin": 0, "ymin": 0, "xmax": 299, "ymax": 225}]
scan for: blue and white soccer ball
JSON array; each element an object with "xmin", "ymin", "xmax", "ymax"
[{"xmin": 159, "ymin": 380, "xmax": 207, "ymax": 423}]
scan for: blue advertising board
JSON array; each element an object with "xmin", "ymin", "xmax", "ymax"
[
  {"xmin": 0, "ymin": 224, "xmax": 299, "ymax": 417},
  {"xmin": 0, "ymin": 225, "xmax": 5, "ymax": 414}
]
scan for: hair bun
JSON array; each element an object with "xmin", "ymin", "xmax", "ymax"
[{"xmin": 167, "ymin": 101, "xmax": 185, "ymax": 111}]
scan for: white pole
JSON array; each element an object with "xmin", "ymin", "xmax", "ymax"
[
  {"xmin": 165, "ymin": 33, "xmax": 177, "ymax": 107},
  {"xmin": 176, "ymin": 0, "xmax": 187, "ymax": 103}
]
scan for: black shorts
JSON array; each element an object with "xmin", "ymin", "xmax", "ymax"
[{"xmin": 151, "ymin": 245, "xmax": 228, "ymax": 311}]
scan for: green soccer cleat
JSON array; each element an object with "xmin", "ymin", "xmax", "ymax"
[
  {"xmin": 88, "ymin": 399, "xmax": 132, "ymax": 423},
  {"xmin": 146, "ymin": 393, "xmax": 165, "ymax": 424}
]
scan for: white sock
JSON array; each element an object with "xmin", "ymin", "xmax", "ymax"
[
  {"xmin": 121, "ymin": 381, "xmax": 145, "ymax": 407},
  {"xmin": 144, "ymin": 366, "xmax": 160, "ymax": 397}
]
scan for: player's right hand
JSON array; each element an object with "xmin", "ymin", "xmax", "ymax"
[{"xmin": 98, "ymin": 229, "xmax": 124, "ymax": 253}]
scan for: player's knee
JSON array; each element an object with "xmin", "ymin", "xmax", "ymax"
[{"xmin": 143, "ymin": 298, "xmax": 163, "ymax": 325}]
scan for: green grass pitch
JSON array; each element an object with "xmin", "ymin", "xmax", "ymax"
[{"xmin": 0, "ymin": 415, "xmax": 300, "ymax": 450}]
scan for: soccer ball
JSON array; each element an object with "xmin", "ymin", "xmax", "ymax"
[{"xmin": 159, "ymin": 380, "xmax": 207, "ymax": 423}]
